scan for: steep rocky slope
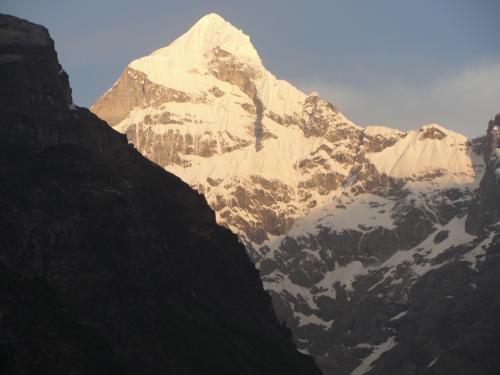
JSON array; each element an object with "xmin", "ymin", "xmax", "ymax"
[
  {"xmin": 353, "ymin": 116, "xmax": 500, "ymax": 375},
  {"xmin": 93, "ymin": 13, "xmax": 500, "ymax": 374},
  {"xmin": 0, "ymin": 14, "xmax": 321, "ymax": 375}
]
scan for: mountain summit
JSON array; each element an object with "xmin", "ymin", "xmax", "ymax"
[
  {"xmin": 92, "ymin": 13, "xmax": 500, "ymax": 375},
  {"xmin": 92, "ymin": 12, "xmax": 308, "ymax": 151},
  {"xmin": 135, "ymin": 13, "xmax": 262, "ymax": 69}
]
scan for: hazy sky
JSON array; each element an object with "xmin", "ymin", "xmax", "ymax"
[{"xmin": 3, "ymin": 0, "xmax": 500, "ymax": 137}]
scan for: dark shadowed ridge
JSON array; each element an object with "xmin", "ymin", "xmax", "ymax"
[{"xmin": 0, "ymin": 14, "xmax": 322, "ymax": 375}]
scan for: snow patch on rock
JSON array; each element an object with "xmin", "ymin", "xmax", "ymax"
[{"xmin": 351, "ymin": 336, "xmax": 397, "ymax": 375}]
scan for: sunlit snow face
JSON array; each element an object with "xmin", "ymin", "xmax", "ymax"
[{"xmin": 93, "ymin": 11, "xmax": 485, "ymax": 262}]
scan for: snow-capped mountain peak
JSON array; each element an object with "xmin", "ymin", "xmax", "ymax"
[
  {"xmin": 92, "ymin": 15, "xmax": 494, "ymax": 374},
  {"xmin": 110, "ymin": 12, "xmax": 308, "ymax": 131},
  {"xmin": 165, "ymin": 12, "xmax": 261, "ymax": 63},
  {"xmin": 129, "ymin": 13, "xmax": 263, "ymax": 87}
]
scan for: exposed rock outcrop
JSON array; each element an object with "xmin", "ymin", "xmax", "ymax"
[
  {"xmin": 466, "ymin": 114, "xmax": 500, "ymax": 235},
  {"xmin": 92, "ymin": 67, "xmax": 191, "ymax": 126}
]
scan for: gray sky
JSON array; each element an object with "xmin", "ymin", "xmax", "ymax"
[{"xmin": 3, "ymin": 0, "xmax": 500, "ymax": 137}]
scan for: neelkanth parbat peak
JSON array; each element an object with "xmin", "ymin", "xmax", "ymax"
[
  {"xmin": 92, "ymin": 12, "xmax": 320, "ymax": 131},
  {"xmin": 92, "ymin": 11, "xmax": 475, "ymax": 193},
  {"xmin": 90, "ymin": 12, "xmax": 500, "ymax": 375},
  {"xmin": 128, "ymin": 12, "xmax": 265, "ymax": 89},
  {"xmin": 141, "ymin": 12, "xmax": 263, "ymax": 65},
  {"xmin": 92, "ymin": 12, "xmax": 481, "ymax": 252}
]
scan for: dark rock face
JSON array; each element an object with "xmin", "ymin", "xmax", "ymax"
[
  {"xmin": 0, "ymin": 14, "xmax": 321, "ymax": 375},
  {"xmin": 350, "ymin": 117, "xmax": 500, "ymax": 375},
  {"xmin": 363, "ymin": 131, "xmax": 405, "ymax": 153},
  {"xmin": 466, "ymin": 116, "xmax": 500, "ymax": 235},
  {"xmin": 419, "ymin": 126, "xmax": 447, "ymax": 140},
  {"xmin": 370, "ymin": 251, "xmax": 500, "ymax": 375},
  {"xmin": 433, "ymin": 230, "xmax": 449, "ymax": 244}
]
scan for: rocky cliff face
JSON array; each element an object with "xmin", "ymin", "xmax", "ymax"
[
  {"xmin": 0, "ymin": 14, "xmax": 322, "ymax": 375},
  {"xmin": 466, "ymin": 115, "xmax": 500, "ymax": 235},
  {"xmin": 92, "ymin": 13, "xmax": 500, "ymax": 375}
]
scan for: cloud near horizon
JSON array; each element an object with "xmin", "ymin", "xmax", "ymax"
[{"xmin": 298, "ymin": 59, "xmax": 500, "ymax": 138}]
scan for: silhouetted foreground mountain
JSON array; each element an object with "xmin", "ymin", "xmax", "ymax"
[{"xmin": 0, "ymin": 14, "xmax": 321, "ymax": 375}]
